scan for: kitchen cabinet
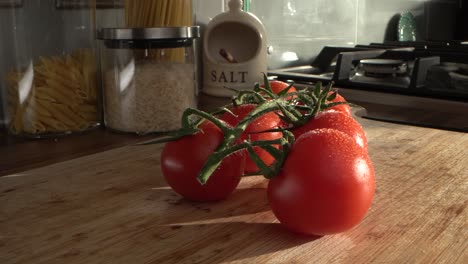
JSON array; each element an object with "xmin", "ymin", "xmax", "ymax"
[{"xmin": 1, "ymin": 107, "xmax": 467, "ymax": 263}]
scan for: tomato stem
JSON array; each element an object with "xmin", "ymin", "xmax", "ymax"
[
  {"xmin": 181, "ymin": 108, "xmax": 230, "ymax": 134},
  {"xmin": 196, "ymin": 134, "xmax": 292, "ymax": 184}
]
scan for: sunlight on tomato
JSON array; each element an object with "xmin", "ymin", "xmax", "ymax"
[
  {"xmin": 328, "ymin": 92, "xmax": 352, "ymax": 116},
  {"xmin": 268, "ymin": 128, "xmax": 375, "ymax": 236},
  {"xmin": 292, "ymin": 110, "xmax": 368, "ymax": 150}
]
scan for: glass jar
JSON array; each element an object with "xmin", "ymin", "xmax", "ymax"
[
  {"xmin": 1, "ymin": 0, "xmax": 99, "ymax": 137},
  {"xmin": 98, "ymin": 27, "xmax": 200, "ymax": 134}
]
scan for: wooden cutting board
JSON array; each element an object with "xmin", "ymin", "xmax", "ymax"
[{"xmin": 1, "ymin": 117, "xmax": 467, "ymax": 264}]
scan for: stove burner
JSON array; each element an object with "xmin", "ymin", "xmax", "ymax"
[{"xmin": 358, "ymin": 59, "xmax": 408, "ymax": 78}]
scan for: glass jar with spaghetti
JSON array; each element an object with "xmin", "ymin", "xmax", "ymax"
[
  {"xmin": 98, "ymin": 27, "xmax": 200, "ymax": 134},
  {"xmin": 1, "ymin": 0, "xmax": 100, "ymax": 137}
]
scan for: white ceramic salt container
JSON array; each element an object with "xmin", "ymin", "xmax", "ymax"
[{"xmin": 203, "ymin": 0, "xmax": 267, "ymax": 97}]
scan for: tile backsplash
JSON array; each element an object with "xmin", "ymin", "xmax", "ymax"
[
  {"xmin": 251, "ymin": 0, "xmax": 359, "ymax": 69},
  {"xmin": 250, "ymin": 0, "xmax": 459, "ymax": 69}
]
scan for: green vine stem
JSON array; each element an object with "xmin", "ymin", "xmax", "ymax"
[
  {"xmin": 197, "ymin": 134, "xmax": 293, "ymax": 183},
  {"xmin": 196, "ymin": 97, "xmax": 296, "ymax": 184},
  {"xmin": 181, "ymin": 108, "xmax": 230, "ymax": 134}
]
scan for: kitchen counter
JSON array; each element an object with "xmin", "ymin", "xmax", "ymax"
[
  {"xmin": 0, "ymin": 94, "xmax": 224, "ymax": 176},
  {"xmin": 0, "ymin": 128, "xmax": 153, "ymax": 177},
  {"xmin": 1, "ymin": 108, "xmax": 467, "ymax": 263}
]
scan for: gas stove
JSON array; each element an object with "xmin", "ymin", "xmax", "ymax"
[
  {"xmin": 268, "ymin": 41, "xmax": 468, "ymax": 132},
  {"xmin": 269, "ymin": 41, "xmax": 468, "ymax": 100}
]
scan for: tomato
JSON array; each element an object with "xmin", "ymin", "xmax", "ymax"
[
  {"xmin": 219, "ymin": 104, "xmax": 282, "ymax": 174},
  {"xmin": 292, "ymin": 110, "xmax": 368, "ymax": 150},
  {"xmin": 160, "ymin": 121, "xmax": 245, "ymax": 202},
  {"xmin": 220, "ymin": 104, "xmax": 280, "ymax": 133},
  {"xmin": 327, "ymin": 92, "xmax": 352, "ymax": 116},
  {"xmin": 268, "ymin": 128, "xmax": 375, "ymax": 235},
  {"xmin": 265, "ymin": 80, "xmax": 297, "ymax": 95},
  {"xmin": 260, "ymin": 80, "xmax": 297, "ymax": 128},
  {"xmin": 261, "ymin": 80, "xmax": 297, "ymax": 101}
]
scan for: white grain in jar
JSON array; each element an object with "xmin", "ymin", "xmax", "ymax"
[{"xmin": 104, "ymin": 60, "xmax": 196, "ymax": 133}]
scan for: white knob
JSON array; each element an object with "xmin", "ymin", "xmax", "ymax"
[{"xmin": 229, "ymin": 0, "xmax": 243, "ymax": 11}]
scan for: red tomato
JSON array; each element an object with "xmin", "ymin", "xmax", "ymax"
[
  {"xmin": 219, "ymin": 104, "xmax": 282, "ymax": 174},
  {"xmin": 292, "ymin": 110, "xmax": 368, "ymax": 150},
  {"xmin": 268, "ymin": 128, "xmax": 375, "ymax": 235},
  {"xmin": 327, "ymin": 92, "xmax": 352, "ymax": 116},
  {"xmin": 266, "ymin": 80, "xmax": 297, "ymax": 94},
  {"xmin": 260, "ymin": 80, "xmax": 297, "ymax": 128},
  {"xmin": 161, "ymin": 121, "xmax": 245, "ymax": 201},
  {"xmin": 261, "ymin": 80, "xmax": 297, "ymax": 100},
  {"xmin": 220, "ymin": 104, "xmax": 280, "ymax": 133}
]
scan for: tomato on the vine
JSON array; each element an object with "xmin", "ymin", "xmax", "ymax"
[
  {"xmin": 327, "ymin": 92, "xmax": 351, "ymax": 116},
  {"xmin": 160, "ymin": 121, "xmax": 245, "ymax": 202},
  {"xmin": 268, "ymin": 128, "xmax": 375, "ymax": 235},
  {"xmin": 292, "ymin": 110, "xmax": 368, "ymax": 150},
  {"xmin": 219, "ymin": 104, "xmax": 282, "ymax": 174},
  {"xmin": 260, "ymin": 80, "xmax": 297, "ymax": 128},
  {"xmin": 264, "ymin": 80, "xmax": 297, "ymax": 96},
  {"xmin": 219, "ymin": 104, "xmax": 280, "ymax": 133}
]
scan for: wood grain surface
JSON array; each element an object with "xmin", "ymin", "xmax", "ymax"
[
  {"xmin": 1, "ymin": 117, "xmax": 467, "ymax": 264},
  {"xmin": 0, "ymin": 128, "xmax": 153, "ymax": 177}
]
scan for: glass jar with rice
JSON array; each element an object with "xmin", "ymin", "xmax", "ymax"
[{"xmin": 97, "ymin": 27, "xmax": 200, "ymax": 134}]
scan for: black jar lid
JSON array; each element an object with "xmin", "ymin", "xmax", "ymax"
[{"xmin": 97, "ymin": 26, "xmax": 200, "ymax": 49}]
